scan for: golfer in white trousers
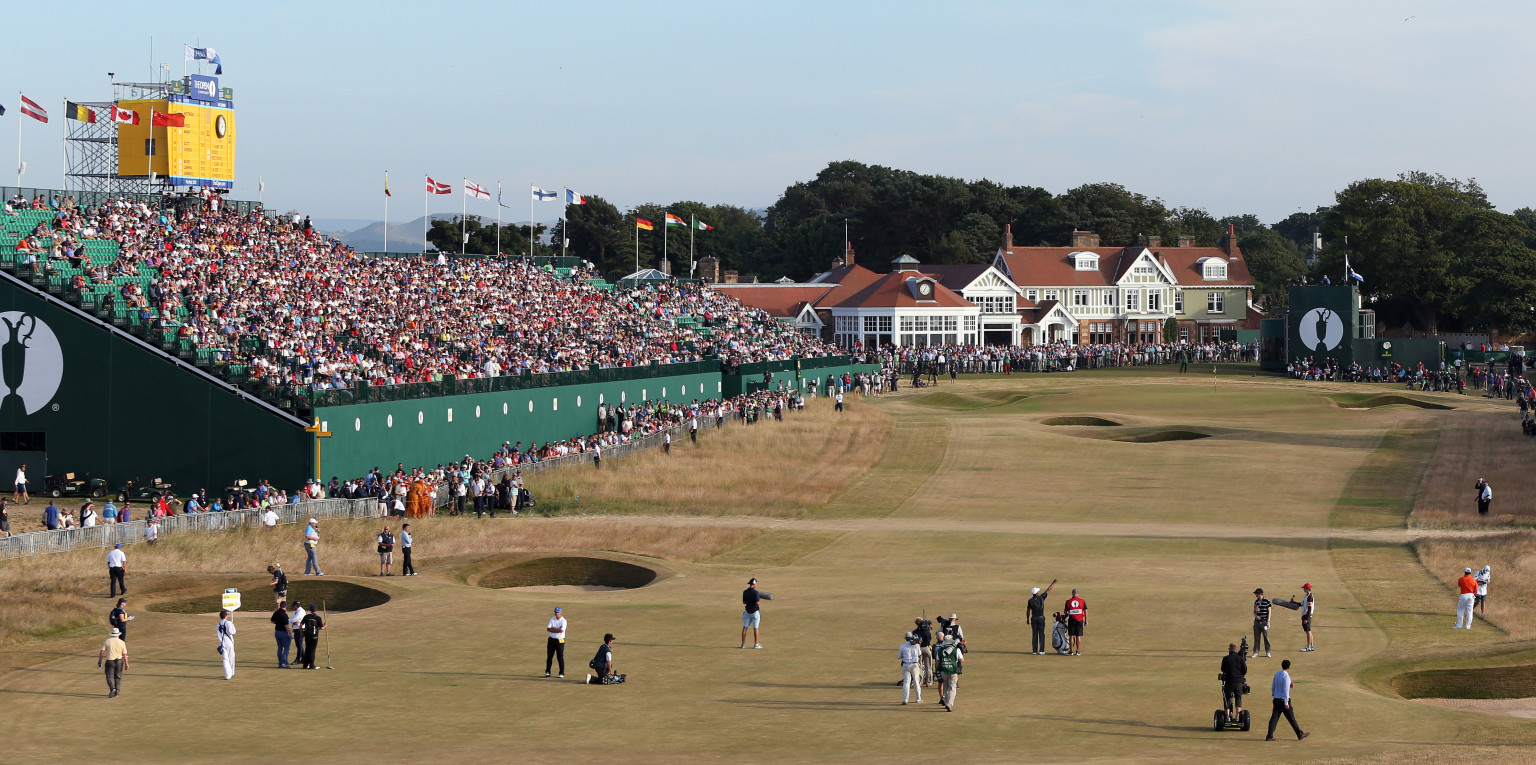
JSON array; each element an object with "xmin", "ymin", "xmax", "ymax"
[
  {"xmin": 218, "ymin": 610, "xmax": 237, "ymax": 679},
  {"xmin": 898, "ymin": 633, "xmax": 923, "ymax": 704},
  {"xmin": 1455, "ymin": 568, "xmax": 1477, "ymax": 629}
]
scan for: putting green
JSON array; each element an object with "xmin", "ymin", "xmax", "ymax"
[{"xmin": 2, "ymin": 368, "xmax": 1532, "ymax": 763}]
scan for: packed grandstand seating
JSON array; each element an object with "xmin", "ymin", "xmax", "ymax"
[{"xmin": 0, "ymin": 192, "xmax": 838, "ymax": 400}]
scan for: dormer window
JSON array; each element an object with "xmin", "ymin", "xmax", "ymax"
[
  {"xmin": 909, "ymin": 276, "xmax": 938, "ymax": 302},
  {"xmin": 1198, "ymin": 257, "xmax": 1227, "ymax": 281},
  {"xmin": 1070, "ymin": 251, "xmax": 1098, "ymax": 271}
]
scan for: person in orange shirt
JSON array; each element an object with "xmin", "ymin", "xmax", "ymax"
[{"xmin": 1455, "ymin": 567, "xmax": 1477, "ymax": 629}]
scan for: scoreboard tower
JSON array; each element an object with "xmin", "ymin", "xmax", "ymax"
[{"xmin": 64, "ymin": 74, "xmax": 237, "ymax": 194}]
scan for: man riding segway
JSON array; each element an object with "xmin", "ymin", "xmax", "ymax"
[{"xmin": 1215, "ymin": 640, "xmax": 1252, "ymax": 731}]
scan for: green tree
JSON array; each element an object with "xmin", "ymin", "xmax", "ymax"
[
  {"xmin": 559, "ymin": 195, "xmax": 629, "ymax": 277},
  {"xmin": 1239, "ymin": 228, "xmax": 1305, "ymax": 309},
  {"xmin": 1163, "ymin": 316, "xmax": 1179, "ymax": 343},
  {"xmin": 1443, "ymin": 210, "xmax": 1536, "ymax": 334},
  {"xmin": 428, "ymin": 216, "xmax": 547, "ymax": 257}
]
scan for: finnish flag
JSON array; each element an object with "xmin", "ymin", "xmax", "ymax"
[{"xmin": 532, "ymin": 186, "xmax": 558, "ymax": 201}]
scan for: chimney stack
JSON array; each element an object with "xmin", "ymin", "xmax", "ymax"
[
  {"xmin": 844, "ymin": 241, "xmax": 856, "ymax": 267},
  {"xmin": 698, "ymin": 256, "xmax": 720, "ymax": 284},
  {"xmin": 1137, "ymin": 234, "xmax": 1161, "ymax": 249},
  {"xmin": 1221, "ymin": 223, "xmax": 1237, "ymax": 258},
  {"xmin": 659, "ymin": 258, "xmax": 671, "ymax": 277},
  {"xmin": 1002, "ymin": 224, "xmax": 1014, "ymax": 254},
  {"xmin": 1070, "ymin": 230, "xmax": 1100, "ymax": 248},
  {"xmin": 723, "ymin": 270, "xmax": 739, "ymax": 284},
  {"xmin": 1175, "ymin": 234, "xmax": 1196, "ymax": 247}
]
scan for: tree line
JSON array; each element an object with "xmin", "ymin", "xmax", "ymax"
[{"xmin": 433, "ymin": 161, "xmax": 1536, "ymax": 335}]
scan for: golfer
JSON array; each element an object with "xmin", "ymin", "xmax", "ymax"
[
  {"xmin": 545, "ymin": 606, "xmax": 567, "ymax": 678},
  {"xmin": 1299, "ymin": 584, "xmax": 1315, "ymax": 652},
  {"xmin": 97, "ymin": 627, "xmax": 128, "ymax": 698},
  {"xmin": 935, "ymin": 633, "xmax": 963, "ymax": 711},
  {"xmin": 109, "ymin": 597, "xmax": 130, "ymax": 641},
  {"xmin": 377, "ymin": 525, "xmax": 395, "ymax": 576},
  {"xmin": 267, "ymin": 564, "xmax": 287, "ymax": 604},
  {"xmin": 303, "ymin": 519, "xmax": 323, "ymax": 575},
  {"xmin": 1455, "ymin": 567, "xmax": 1477, "ymax": 629},
  {"xmin": 1028, "ymin": 583, "xmax": 1053, "ymax": 655},
  {"xmin": 1475, "ymin": 478, "xmax": 1492, "ymax": 516},
  {"xmin": 1475, "ymin": 565, "xmax": 1491, "ymax": 614},
  {"xmin": 1266, "ymin": 659, "xmax": 1309, "ymax": 741},
  {"xmin": 898, "ymin": 632, "xmax": 923, "ymax": 705},
  {"xmin": 400, "ymin": 523, "xmax": 416, "ymax": 576},
  {"xmin": 1065, "ymin": 589, "xmax": 1087, "ymax": 655},
  {"xmin": 300, "ymin": 606, "xmax": 325, "ymax": 669},
  {"xmin": 1252, "ymin": 588, "xmax": 1272, "ymax": 658},
  {"xmin": 741, "ymin": 577, "xmax": 763, "ymax": 649},
  {"xmin": 217, "ymin": 610, "xmax": 237, "ymax": 680}
]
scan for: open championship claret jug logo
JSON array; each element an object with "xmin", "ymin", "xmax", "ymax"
[
  {"xmin": 0, "ymin": 311, "xmax": 63, "ymax": 415},
  {"xmin": 1298, "ymin": 307, "xmax": 1345, "ymax": 354}
]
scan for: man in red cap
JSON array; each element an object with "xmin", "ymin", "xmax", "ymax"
[{"xmin": 1299, "ymin": 584, "xmax": 1315, "ymax": 652}]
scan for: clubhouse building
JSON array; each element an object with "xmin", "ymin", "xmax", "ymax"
[{"xmin": 710, "ymin": 225, "xmax": 1260, "ymax": 348}]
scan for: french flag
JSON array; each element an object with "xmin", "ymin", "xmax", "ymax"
[{"xmin": 567, "ymin": 189, "xmax": 586, "ymax": 205}]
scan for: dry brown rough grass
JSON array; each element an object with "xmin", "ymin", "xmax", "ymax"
[
  {"xmin": 1417, "ymin": 531, "xmax": 1536, "ymax": 639},
  {"xmin": 1414, "ymin": 410, "xmax": 1536, "ymax": 524},
  {"xmin": 528, "ymin": 397, "xmax": 891, "ymax": 517}
]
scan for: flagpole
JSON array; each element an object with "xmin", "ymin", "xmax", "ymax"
[
  {"xmin": 148, "ymin": 108, "xmax": 154, "ymax": 182},
  {"xmin": 16, "ymin": 91, "xmax": 23, "ymax": 188},
  {"xmin": 423, "ymin": 174, "xmax": 428, "ymax": 256},
  {"xmin": 59, "ymin": 100, "xmax": 67, "ymax": 192},
  {"xmin": 495, "ymin": 181, "xmax": 502, "ymax": 258},
  {"xmin": 529, "ymin": 188, "xmax": 535, "ymax": 258},
  {"xmin": 663, "ymin": 212, "xmax": 668, "ymax": 273},
  {"xmin": 461, "ymin": 178, "xmax": 467, "ymax": 256},
  {"xmin": 561, "ymin": 187, "xmax": 568, "ymax": 258},
  {"xmin": 635, "ymin": 220, "xmax": 639, "ymax": 273},
  {"xmin": 384, "ymin": 170, "xmax": 390, "ymax": 254},
  {"xmin": 689, "ymin": 214, "xmax": 695, "ymax": 277}
]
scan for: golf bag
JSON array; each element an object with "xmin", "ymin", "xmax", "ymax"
[
  {"xmin": 1052, "ymin": 620, "xmax": 1070, "ymax": 654},
  {"xmin": 587, "ymin": 673, "xmax": 626, "ymax": 685}
]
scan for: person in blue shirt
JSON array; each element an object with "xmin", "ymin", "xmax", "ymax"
[
  {"xmin": 103, "ymin": 501, "xmax": 119, "ymax": 523},
  {"xmin": 44, "ymin": 501, "xmax": 60, "ymax": 531},
  {"xmin": 1266, "ymin": 660, "xmax": 1309, "ymax": 741}
]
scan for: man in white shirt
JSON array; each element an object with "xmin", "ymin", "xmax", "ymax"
[
  {"xmin": 13, "ymin": 464, "xmax": 28, "ymax": 504},
  {"xmin": 545, "ymin": 607, "xmax": 568, "ymax": 678},
  {"xmin": 1266, "ymin": 659, "xmax": 1309, "ymax": 741},
  {"xmin": 262, "ymin": 507, "xmax": 279, "ymax": 530},
  {"xmin": 107, "ymin": 544, "xmax": 127, "ymax": 597},
  {"xmin": 144, "ymin": 519, "xmax": 159, "ymax": 545},
  {"xmin": 288, "ymin": 601, "xmax": 308, "ymax": 667},
  {"xmin": 898, "ymin": 632, "xmax": 923, "ymax": 705},
  {"xmin": 1475, "ymin": 565, "xmax": 1491, "ymax": 614}
]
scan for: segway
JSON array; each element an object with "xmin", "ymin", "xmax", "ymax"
[{"xmin": 1214, "ymin": 637, "xmax": 1252, "ymax": 732}]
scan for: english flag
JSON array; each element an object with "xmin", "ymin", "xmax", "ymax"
[
  {"xmin": 110, "ymin": 105, "xmax": 140, "ymax": 125},
  {"xmin": 426, "ymin": 177, "xmax": 451, "ymax": 195},
  {"xmin": 464, "ymin": 180, "xmax": 490, "ymax": 200},
  {"xmin": 19, "ymin": 95, "xmax": 47, "ymax": 123}
]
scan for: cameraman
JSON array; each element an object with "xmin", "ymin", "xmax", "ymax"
[
  {"xmin": 912, "ymin": 618, "xmax": 934, "ymax": 686},
  {"xmin": 1221, "ymin": 642, "xmax": 1248, "ymax": 718}
]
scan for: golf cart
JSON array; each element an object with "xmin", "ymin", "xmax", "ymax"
[
  {"xmin": 1214, "ymin": 637, "xmax": 1252, "ymax": 732},
  {"xmin": 117, "ymin": 477, "xmax": 174, "ymax": 503},
  {"xmin": 44, "ymin": 472, "xmax": 108, "ymax": 499}
]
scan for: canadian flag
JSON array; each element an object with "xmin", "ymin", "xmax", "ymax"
[
  {"xmin": 426, "ymin": 176, "xmax": 451, "ymax": 195},
  {"xmin": 110, "ymin": 105, "xmax": 140, "ymax": 124}
]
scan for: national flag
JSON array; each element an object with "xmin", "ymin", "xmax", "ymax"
[
  {"xmin": 65, "ymin": 102, "xmax": 97, "ymax": 123},
  {"xmin": 695, "ymin": 220, "xmax": 714, "ymax": 231},
  {"xmin": 19, "ymin": 96, "xmax": 47, "ymax": 123},
  {"xmin": 0, "ymin": 103, "xmax": 6, "ymax": 117},
  {"xmin": 566, "ymin": 189, "xmax": 586, "ymax": 205},
  {"xmin": 151, "ymin": 111, "xmax": 184, "ymax": 127},
  {"xmin": 464, "ymin": 180, "xmax": 490, "ymax": 200},
  {"xmin": 532, "ymin": 186, "xmax": 557, "ymax": 201},
  {"xmin": 186, "ymin": 46, "xmax": 222, "ymax": 74},
  {"xmin": 664, "ymin": 213, "xmax": 686, "ymax": 227},
  {"xmin": 427, "ymin": 177, "xmax": 452, "ymax": 195},
  {"xmin": 385, "ymin": 172, "xmax": 391, "ymax": 197},
  {"xmin": 1345, "ymin": 253, "xmax": 1364, "ymax": 283},
  {"xmin": 636, "ymin": 218, "xmax": 654, "ymax": 231},
  {"xmin": 111, "ymin": 105, "xmax": 140, "ymax": 124}
]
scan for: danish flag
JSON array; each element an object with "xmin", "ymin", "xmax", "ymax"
[{"xmin": 426, "ymin": 177, "xmax": 451, "ymax": 195}]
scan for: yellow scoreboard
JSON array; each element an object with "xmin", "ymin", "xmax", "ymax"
[{"xmin": 116, "ymin": 95, "xmax": 236, "ymax": 189}]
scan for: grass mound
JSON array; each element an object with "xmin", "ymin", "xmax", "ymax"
[
  {"xmin": 1041, "ymin": 415, "xmax": 1121, "ymax": 427},
  {"xmin": 479, "ymin": 556, "xmax": 657, "ymax": 589},
  {"xmin": 1394, "ymin": 665, "xmax": 1536, "ymax": 699},
  {"xmin": 912, "ymin": 390, "xmax": 1034, "ymax": 411},
  {"xmin": 1111, "ymin": 429, "xmax": 1209, "ymax": 443},
  {"xmin": 1329, "ymin": 393, "xmax": 1454, "ymax": 410},
  {"xmin": 148, "ymin": 579, "xmax": 390, "ymax": 614}
]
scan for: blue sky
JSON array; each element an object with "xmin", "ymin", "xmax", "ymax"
[{"xmin": 5, "ymin": 1, "xmax": 1531, "ymax": 223}]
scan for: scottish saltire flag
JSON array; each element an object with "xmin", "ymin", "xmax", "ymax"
[{"xmin": 532, "ymin": 186, "xmax": 558, "ymax": 201}]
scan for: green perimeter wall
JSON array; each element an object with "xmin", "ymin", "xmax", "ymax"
[
  {"xmin": 313, "ymin": 370, "xmax": 722, "ymax": 481},
  {"xmin": 0, "ymin": 275, "xmax": 311, "ymax": 491},
  {"xmin": 313, "ymin": 357, "xmax": 879, "ymax": 482}
]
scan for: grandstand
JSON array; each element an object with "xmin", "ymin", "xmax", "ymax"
[{"xmin": 0, "ymin": 189, "xmax": 875, "ymax": 493}]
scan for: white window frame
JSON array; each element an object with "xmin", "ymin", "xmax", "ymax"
[
  {"xmin": 1174, "ymin": 291, "xmax": 1184, "ymax": 313},
  {"xmin": 1208, "ymin": 292, "xmax": 1225, "ymax": 314}
]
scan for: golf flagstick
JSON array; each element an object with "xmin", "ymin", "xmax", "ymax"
[{"xmin": 323, "ymin": 599, "xmax": 333, "ymax": 669}]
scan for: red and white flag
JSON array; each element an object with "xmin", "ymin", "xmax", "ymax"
[
  {"xmin": 426, "ymin": 176, "xmax": 451, "ymax": 195},
  {"xmin": 19, "ymin": 95, "xmax": 47, "ymax": 123},
  {"xmin": 110, "ymin": 105, "xmax": 140, "ymax": 125},
  {"xmin": 464, "ymin": 180, "xmax": 490, "ymax": 200}
]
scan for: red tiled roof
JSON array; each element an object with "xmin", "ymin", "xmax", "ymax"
[
  {"xmin": 815, "ymin": 264, "xmax": 883, "ymax": 305},
  {"xmin": 832, "ymin": 271, "xmax": 974, "ymax": 309},
  {"xmin": 1154, "ymin": 247, "xmax": 1254, "ymax": 287},
  {"xmin": 997, "ymin": 244, "xmax": 1253, "ymax": 288},
  {"xmin": 709, "ymin": 284, "xmax": 834, "ymax": 318}
]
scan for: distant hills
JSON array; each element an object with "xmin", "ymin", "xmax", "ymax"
[{"xmin": 318, "ymin": 215, "xmax": 560, "ymax": 253}]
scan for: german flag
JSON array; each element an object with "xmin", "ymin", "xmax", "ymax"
[
  {"xmin": 65, "ymin": 101, "xmax": 96, "ymax": 123},
  {"xmin": 636, "ymin": 217, "xmax": 655, "ymax": 231}
]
